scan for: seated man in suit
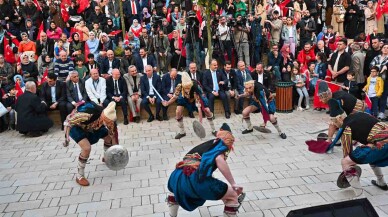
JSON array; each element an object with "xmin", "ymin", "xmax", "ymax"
[
  {"xmin": 100, "ymin": 50, "xmax": 121, "ymax": 79},
  {"xmin": 222, "ymin": 61, "xmax": 238, "ymax": 116},
  {"xmin": 66, "ymin": 71, "xmax": 89, "ymax": 109},
  {"xmin": 15, "ymin": 81, "xmax": 54, "ymax": 137},
  {"xmin": 161, "ymin": 68, "xmax": 181, "ymax": 120},
  {"xmin": 104, "ymin": 69, "xmax": 129, "ymax": 125},
  {"xmin": 235, "ymin": 60, "xmax": 253, "ymax": 114},
  {"xmin": 85, "ymin": 69, "xmax": 107, "ymax": 106},
  {"xmin": 135, "ymin": 48, "xmax": 157, "ymax": 74},
  {"xmin": 40, "ymin": 73, "xmax": 72, "ymax": 130},
  {"xmin": 251, "ymin": 62, "xmax": 273, "ymax": 90},
  {"xmin": 140, "ymin": 65, "xmax": 163, "ymax": 122},
  {"xmin": 123, "ymin": 65, "xmax": 142, "ymax": 123},
  {"xmin": 202, "ymin": 59, "xmax": 230, "ymax": 118},
  {"xmin": 188, "ymin": 62, "xmax": 203, "ymax": 85}
]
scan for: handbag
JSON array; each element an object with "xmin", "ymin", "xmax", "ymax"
[{"xmin": 0, "ymin": 102, "xmax": 8, "ymax": 117}]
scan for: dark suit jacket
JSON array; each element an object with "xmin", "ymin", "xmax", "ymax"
[
  {"xmin": 140, "ymin": 73, "xmax": 162, "ymax": 99},
  {"xmin": 15, "ymin": 91, "xmax": 53, "ymax": 132},
  {"xmin": 314, "ymin": 46, "xmax": 331, "ymax": 59},
  {"xmin": 202, "ymin": 69, "xmax": 228, "ymax": 94},
  {"xmin": 188, "ymin": 71, "xmax": 203, "ymax": 85},
  {"xmin": 66, "ymin": 80, "xmax": 88, "ymax": 103},
  {"xmin": 100, "ymin": 58, "xmax": 121, "ymax": 75},
  {"xmin": 251, "ymin": 70, "xmax": 272, "ymax": 91},
  {"xmin": 134, "ymin": 54, "xmax": 157, "ymax": 73},
  {"xmin": 235, "ymin": 69, "xmax": 253, "ymax": 94},
  {"xmin": 85, "ymin": 62, "xmax": 101, "ymax": 76},
  {"xmin": 36, "ymin": 39, "xmax": 55, "ymax": 57},
  {"xmin": 123, "ymin": 0, "xmax": 141, "ymax": 17},
  {"xmin": 139, "ymin": 36, "xmax": 154, "ymax": 53},
  {"xmin": 39, "ymin": 80, "xmax": 66, "ymax": 105},
  {"xmin": 106, "ymin": 76, "xmax": 128, "ymax": 100},
  {"xmin": 161, "ymin": 73, "xmax": 182, "ymax": 96},
  {"xmin": 222, "ymin": 69, "xmax": 237, "ymax": 91}
]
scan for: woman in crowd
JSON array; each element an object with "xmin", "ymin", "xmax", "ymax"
[
  {"xmin": 364, "ymin": 0, "xmax": 377, "ymax": 35},
  {"xmin": 17, "ymin": 53, "xmax": 39, "ymax": 82},
  {"xmin": 38, "ymin": 54, "xmax": 54, "ymax": 77},
  {"xmin": 129, "ymin": 19, "xmax": 142, "ymax": 38},
  {"xmin": 345, "ymin": 0, "xmax": 360, "ymax": 39},
  {"xmin": 281, "ymin": 17, "xmax": 298, "ymax": 56},
  {"xmin": 169, "ymin": 30, "xmax": 185, "ymax": 70},
  {"xmin": 74, "ymin": 20, "xmax": 89, "ymax": 42},
  {"xmin": 46, "ymin": 21, "xmax": 63, "ymax": 41},
  {"xmin": 332, "ymin": 0, "xmax": 346, "ymax": 36},
  {"xmin": 86, "ymin": 32, "xmax": 101, "ymax": 59},
  {"xmin": 70, "ymin": 32, "xmax": 85, "ymax": 60},
  {"xmin": 11, "ymin": 0, "xmax": 24, "ymax": 29}
]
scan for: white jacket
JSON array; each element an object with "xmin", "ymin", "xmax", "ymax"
[{"xmin": 85, "ymin": 77, "xmax": 107, "ymax": 104}]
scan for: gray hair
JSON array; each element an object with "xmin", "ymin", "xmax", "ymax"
[
  {"xmin": 351, "ymin": 43, "xmax": 361, "ymax": 51},
  {"xmin": 25, "ymin": 81, "xmax": 36, "ymax": 90},
  {"xmin": 128, "ymin": 65, "xmax": 137, "ymax": 70},
  {"xmin": 69, "ymin": 71, "xmax": 79, "ymax": 76}
]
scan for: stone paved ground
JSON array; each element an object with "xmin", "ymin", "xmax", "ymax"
[{"xmin": 1, "ymin": 109, "xmax": 388, "ymax": 217}]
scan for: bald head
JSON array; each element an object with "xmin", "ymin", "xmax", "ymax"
[
  {"xmin": 112, "ymin": 68, "xmax": 120, "ymax": 80},
  {"xmin": 25, "ymin": 81, "xmax": 37, "ymax": 93},
  {"xmin": 145, "ymin": 65, "xmax": 153, "ymax": 78},
  {"xmin": 90, "ymin": 68, "xmax": 99, "ymax": 80},
  {"xmin": 107, "ymin": 50, "xmax": 114, "ymax": 60},
  {"xmin": 170, "ymin": 68, "xmax": 177, "ymax": 80},
  {"xmin": 60, "ymin": 50, "xmax": 67, "ymax": 61}
]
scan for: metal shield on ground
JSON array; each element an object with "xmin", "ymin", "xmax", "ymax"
[
  {"xmin": 253, "ymin": 126, "xmax": 272, "ymax": 133},
  {"xmin": 104, "ymin": 145, "xmax": 129, "ymax": 171},
  {"xmin": 193, "ymin": 120, "xmax": 206, "ymax": 138},
  {"xmin": 337, "ymin": 166, "xmax": 362, "ymax": 188}
]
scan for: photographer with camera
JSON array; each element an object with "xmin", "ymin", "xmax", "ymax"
[
  {"xmin": 249, "ymin": 13, "xmax": 263, "ymax": 66},
  {"xmin": 217, "ymin": 16, "xmax": 233, "ymax": 64},
  {"xmin": 298, "ymin": 10, "xmax": 316, "ymax": 49},
  {"xmin": 184, "ymin": 10, "xmax": 201, "ymax": 69},
  {"xmin": 264, "ymin": 10, "xmax": 283, "ymax": 48},
  {"xmin": 153, "ymin": 30, "xmax": 172, "ymax": 74},
  {"xmin": 233, "ymin": 15, "xmax": 251, "ymax": 67}
]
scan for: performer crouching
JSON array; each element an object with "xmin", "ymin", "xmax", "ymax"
[
  {"xmin": 167, "ymin": 123, "xmax": 244, "ymax": 217},
  {"xmin": 241, "ymin": 79, "xmax": 287, "ymax": 139},
  {"xmin": 65, "ymin": 101, "xmax": 118, "ymax": 186},
  {"xmin": 328, "ymin": 99, "xmax": 388, "ymax": 196},
  {"xmin": 162, "ymin": 72, "xmax": 216, "ymax": 139}
]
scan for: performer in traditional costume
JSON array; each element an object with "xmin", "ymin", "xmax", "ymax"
[
  {"xmin": 167, "ymin": 123, "xmax": 245, "ymax": 217},
  {"xmin": 317, "ymin": 81, "xmax": 367, "ymax": 143},
  {"xmin": 241, "ymin": 79, "xmax": 287, "ymax": 139},
  {"xmin": 328, "ymin": 99, "xmax": 388, "ymax": 196},
  {"xmin": 64, "ymin": 101, "xmax": 118, "ymax": 186},
  {"xmin": 162, "ymin": 72, "xmax": 217, "ymax": 139}
]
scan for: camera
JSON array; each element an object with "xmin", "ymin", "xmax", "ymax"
[
  {"xmin": 236, "ymin": 17, "xmax": 247, "ymax": 26},
  {"xmin": 227, "ymin": 18, "xmax": 236, "ymax": 27},
  {"xmin": 186, "ymin": 10, "xmax": 198, "ymax": 26},
  {"xmin": 264, "ymin": 14, "xmax": 272, "ymax": 30},
  {"xmin": 151, "ymin": 15, "xmax": 163, "ymax": 29}
]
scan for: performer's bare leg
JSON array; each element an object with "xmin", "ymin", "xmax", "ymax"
[
  {"xmin": 269, "ymin": 114, "xmax": 287, "ymax": 139},
  {"xmin": 341, "ymin": 157, "xmax": 363, "ymax": 196},
  {"xmin": 204, "ymin": 108, "xmax": 216, "ymax": 136},
  {"xmin": 326, "ymin": 123, "xmax": 337, "ymax": 143},
  {"xmin": 167, "ymin": 193, "xmax": 179, "ymax": 217},
  {"xmin": 175, "ymin": 106, "xmax": 186, "ymax": 139},
  {"xmin": 242, "ymin": 105, "xmax": 257, "ymax": 134},
  {"xmin": 76, "ymin": 138, "xmax": 92, "ymax": 186}
]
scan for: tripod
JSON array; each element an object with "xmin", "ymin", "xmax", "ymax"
[{"xmin": 177, "ymin": 22, "xmax": 198, "ymax": 71}]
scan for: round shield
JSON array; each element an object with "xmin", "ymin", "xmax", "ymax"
[
  {"xmin": 104, "ymin": 145, "xmax": 129, "ymax": 171},
  {"xmin": 193, "ymin": 120, "xmax": 206, "ymax": 138},
  {"xmin": 337, "ymin": 165, "xmax": 362, "ymax": 188},
  {"xmin": 253, "ymin": 126, "xmax": 272, "ymax": 133},
  {"xmin": 317, "ymin": 133, "xmax": 329, "ymax": 141}
]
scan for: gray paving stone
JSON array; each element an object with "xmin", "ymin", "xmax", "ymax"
[
  {"xmin": 5, "ymin": 200, "xmax": 42, "ymax": 212},
  {"xmin": 21, "ymin": 207, "xmax": 59, "ymax": 217},
  {"xmin": 76, "ymin": 200, "xmax": 112, "ymax": 213},
  {"xmin": 95, "ymin": 207, "xmax": 132, "ymax": 217}
]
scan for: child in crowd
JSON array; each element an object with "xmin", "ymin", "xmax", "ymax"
[
  {"xmin": 363, "ymin": 66, "xmax": 383, "ymax": 117},
  {"xmin": 74, "ymin": 57, "xmax": 88, "ymax": 80},
  {"xmin": 54, "ymin": 40, "xmax": 65, "ymax": 60},
  {"xmin": 2, "ymin": 85, "xmax": 17, "ymax": 130},
  {"xmin": 292, "ymin": 67, "xmax": 310, "ymax": 111},
  {"xmin": 342, "ymin": 71, "xmax": 360, "ymax": 99}
]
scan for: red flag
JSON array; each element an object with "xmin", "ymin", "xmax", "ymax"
[
  {"xmin": 3, "ymin": 38, "xmax": 16, "ymax": 64},
  {"xmin": 365, "ymin": 94, "xmax": 372, "ymax": 110},
  {"xmin": 279, "ymin": 0, "xmax": 291, "ymax": 12},
  {"xmin": 84, "ymin": 42, "xmax": 90, "ymax": 63},
  {"xmin": 313, "ymin": 80, "xmax": 342, "ymax": 109},
  {"xmin": 77, "ymin": 0, "xmax": 90, "ymax": 14},
  {"xmin": 39, "ymin": 68, "xmax": 49, "ymax": 86},
  {"xmin": 196, "ymin": 10, "xmax": 202, "ymax": 25},
  {"xmin": 61, "ymin": 3, "xmax": 70, "ymax": 22},
  {"xmin": 124, "ymin": 31, "xmax": 129, "ymax": 45},
  {"xmin": 33, "ymin": 0, "xmax": 42, "ymax": 11},
  {"xmin": 6, "ymin": 32, "xmax": 20, "ymax": 47},
  {"xmin": 36, "ymin": 22, "xmax": 44, "ymax": 40},
  {"xmin": 376, "ymin": 0, "xmax": 383, "ymax": 20},
  {"xmin": 109, "ymin": 30, "xmax": 122, "ymax": 36},
  {"xmin": 177, "ymin": 32, "xmax": 186, "ymax": 57},
  {"xmin": 15, "ymin": 82, "xmax": 23, "ymax": 98},
  {"xmin": 167, "ymin": 8, "xmax": 171, "ymax": 23}
]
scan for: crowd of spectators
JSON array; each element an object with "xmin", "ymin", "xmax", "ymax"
[{"xmin": 0, "ymin": 0, "xmax": 387, "ymax": 136}]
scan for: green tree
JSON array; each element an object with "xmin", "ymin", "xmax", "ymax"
[{"xmin": 196, "ymin": 0, "xmax": 222, "ymax": 65}]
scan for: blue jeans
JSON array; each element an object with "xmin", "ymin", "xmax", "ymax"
[
  {"xmin": 371, "ymin": 96, "xmax": 379, "ymax": 117},
  {"xmin": 186, "ymin": 42, "xmax": 201, "ymax": 68},
  {"xmin": 253, "ymin": 45, "xmax": 261, "ymax": 66},
  {"xmin": 379, "ymin": 80, "xmax": 388, "ymax": 113}
]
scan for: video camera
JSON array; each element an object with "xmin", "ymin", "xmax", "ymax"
[
  {"xmin": 264, "ymin": 14, "xmax": 272, "ymax": 30},
  {"xmin": 186, "ymin": 11, "xmax": 198, "ymax": 27},
  {"xmin": 151, "ymin": 15, "xmax": 163, "ymax": 29}
]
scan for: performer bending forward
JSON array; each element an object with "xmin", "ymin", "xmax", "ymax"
[
  {"xmin": 329, "ymin": 99, "xmax": 388, "ymax": 196},
  {"xmin": 65, "ymin": 101, "xmax": 118, "ymax": 186},
  {"xmin": 163, "ymin": 72, "xmax": 216, "ymax": 139},
  {"xmin": 242, "ymin": 80, "xmax": 287, "ymax": 139},
  {"xmin": 167, "ymin": 123, "xmax": 244, "ymax": 217}
]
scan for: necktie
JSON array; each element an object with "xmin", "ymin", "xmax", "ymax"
[
  {"xmin": 243, "ymin": 71, "xmax": 246, "ymax": 81},
  {"xmin": 131, "ymin": 1, "xmax": 136, "ymax": 14},
  {"xmin": 212, "ymin": 72, "xmax": 219, "ymax": 92},
  {"xmin": 74, "ymin": 84, "xmax": 79, "ymax": 102},
  {"xmin": 114, "ymin": 80, "xmax": 118, "ymax": 96},
  {"xmin": 172, "ymin": 79, "xmax": 175, "ymax": 92}
]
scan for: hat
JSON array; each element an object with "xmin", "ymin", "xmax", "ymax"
[
  {"xmin": 181, "ymin": 72, "xmax": 193, "ymax": 88},
  {"xmin": 318, "ymin": 81, "xmax": 329, "ymax": 94},
  {"xmin": 103, "ymin": 102, "xmax": 117, "ymax": 121},
  {"xmin": 328, "ymin": 99, "xmax": 344, "ymax": 117},
  {"xmin": 220, "ymin": 123, "xmax": 232, "ymax": 133}
]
